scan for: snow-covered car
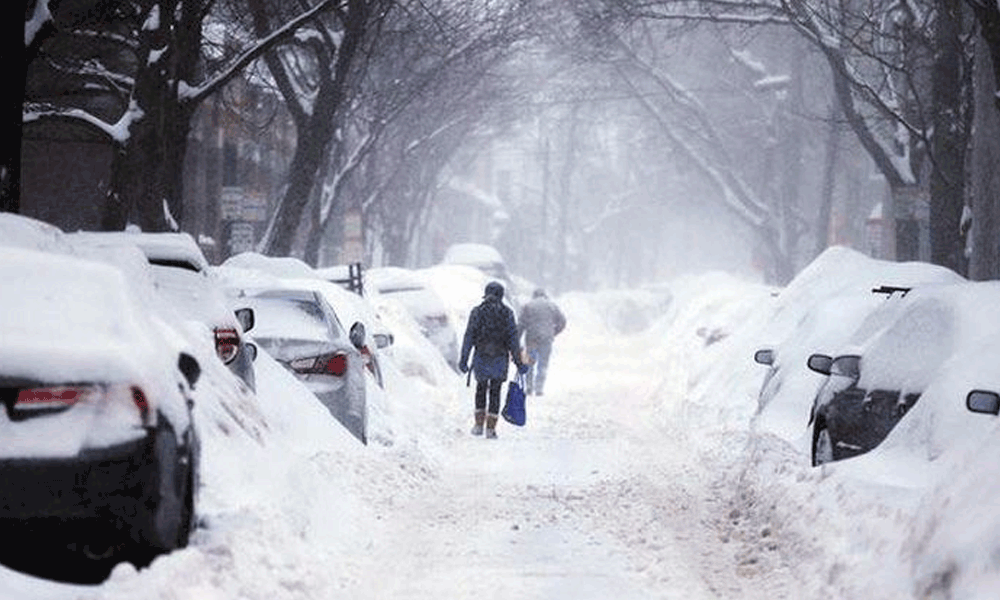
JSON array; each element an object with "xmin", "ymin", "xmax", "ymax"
[
  {"xmin": 804, "ymin": 282, "xmax": 1000, "ymax": 466},
  {"xmin": 440, "ymin": 242, "xmax": 529, "ymax": 309},
  {"xmin": 0, "ymin": 247, "xmax": 202, "ymax": 580},
  {"xmin": 218, "ymin": 253, "xmax": 391, "ymax": 387},
  {"xmin": 366, "ymin": 266, "xmax": 459, "ymax": 369},
  {"xmin": 315, "ymin": 264, "xmax": 394, "ymax": 351},
  {"xmin": 441, "ymin": 243, "xmax": 510, "ymax": 282},
  {"xmin": 67, "ymin": 232, "xmax": 258, "ymax": 391},
  {"xmin": 287, "ymin": 278, "xmax": 390, "ymax": 388},
  {"xmin": 239, "ymin": 285, "xmax": 369, "ymax": 444}
]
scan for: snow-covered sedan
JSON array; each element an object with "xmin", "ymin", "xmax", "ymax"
[
  {"xmin": 239, "ymin": 285, "xmax": 369, "ymax": 444},
  {"xmin": 0, "ymin": 247, "xmax": 201, "ymax": 581},
  {"xmin": 366, "ymin": 266, "xmax": 459, "ymax": 369},
  {"xmin": 804, "ymin": 282, "xmax": 1000, "ymax": 466},
  {"xmin": 68, "ymin": 231, "xmax": 258, "ymax": 391}
]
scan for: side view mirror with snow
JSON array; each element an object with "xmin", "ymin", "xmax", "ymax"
[
  {"xmin": 235, "ymin": 307, "xmax": 255, "ymax": 333},
  {"xmin": 807, "ymin": 354, "xmax": 833, "ymax": 376},
  {"xmin": 349, "ymin": 321, "xmax": 366, "ymax": 349},
  {"xmin": 753, "ymin": 349, "xmax": 774, "ymax": 366},
  {"xmin": 245, "ymin": 342, "xmax": 258, "ymax": 362},
  {"xmin": 967, "ymin": 390, "xmax": 1000, "ymax": 415},
  {"xmin": 373, "ymin": 333, "xmax": 394, "ymax": 349}
]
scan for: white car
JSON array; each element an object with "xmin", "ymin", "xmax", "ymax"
[
  {"xmin": 366, "ymin": 266, "xmax": 459, "ymax": 369},
  {"xmin": 238, "ymin": 284, "xmax": 369, "ymax": 444},
  {"xmin": 68, "ymin": 232, "xmax": 258, "ymax": 391},
  {"xmin": 220, "ymin": 253, "xmax": 391, "ymax": 387}
]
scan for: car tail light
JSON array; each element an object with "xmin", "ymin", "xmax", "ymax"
[
  {"xmin": 215, "ymin": 327, "xmax": 240, "ymax": 364},
  {"xmin": 10, "ymin": 384, "xmax": 151, "ymax": 426},
  {"xmin": 131, "ymin": 386, "xmax": 150, "ymax": 423},
  {"xmin": 289, "ymin": 352, "xmax": 348, "ymax": 377},
  {"xmin": 14, "ymin": 386, "xmax": 95, "ymax": 416}
]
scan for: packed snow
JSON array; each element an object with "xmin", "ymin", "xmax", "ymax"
[{"xmin": 2, "ymin": 245, "xmax": 999, "ymax": 599}]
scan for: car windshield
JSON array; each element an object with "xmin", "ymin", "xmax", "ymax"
[{"xmin": 830, "ymin": 355, "xmax": 860, "ymax": 378}]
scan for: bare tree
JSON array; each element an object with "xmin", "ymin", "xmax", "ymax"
[
  {"xmin": 604, "ymin": 0, "xmax": 973, "ymax": 269},
  {"xmin": 293, "ymin": 0, "xmax": 530, "ymax": 266},
  {"xmin": 21, "ymin": 0, "xmax": 338, "ymax": 230},
  {"xmin": 248, "ymin": 0, "xmax": 392, "ymax": 258}
]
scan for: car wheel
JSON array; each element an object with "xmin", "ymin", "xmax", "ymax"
[
  {"xmin": 812, "ymin": 423, "xmax": 835, "ymax": 467},
  {"xmin": 148, "ymin": 416, "xmax": 191, "ymax": 550}
]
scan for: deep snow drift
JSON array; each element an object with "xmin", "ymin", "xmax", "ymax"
[{"xmin": 2, "ymin": 246, "xmax": 998, "ymax": 599}]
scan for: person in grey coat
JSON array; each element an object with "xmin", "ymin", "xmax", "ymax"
[
  {"xmin": 518, "ymin": 288, "xmax": 566, "ymax": 396},
  {"xmin": 459, "ymin": 281, "xmax": 526, "ymax": 438}
]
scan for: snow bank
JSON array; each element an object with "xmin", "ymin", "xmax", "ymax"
[{"xmin": 646, "ymin": 246, "xmax": 998, "ymax": 598}]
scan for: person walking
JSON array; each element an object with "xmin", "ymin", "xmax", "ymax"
[
  {"xmin": 459, "ymin": 281, "xmax": 526, "ymax": 439},
  {"xmin": 518, "ymin": 288, "xmax": 566, "ymax": 396}
]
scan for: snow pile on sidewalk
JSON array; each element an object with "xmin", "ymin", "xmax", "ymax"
[{"xmin": 647, "ymin": 246, "xmax": 1000, "ymax": 599}]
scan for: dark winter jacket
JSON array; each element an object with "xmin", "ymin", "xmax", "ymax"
[
  {"xmin": 460, "ymin": 282, "xmax": 521, "ymax": 381},
  {"xmin": 518, "ymin": 292, "xmax": 566, "ymax": 347}
]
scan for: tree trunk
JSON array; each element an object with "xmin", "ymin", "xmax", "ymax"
[
  {"xmin": 261, "ymin": 1, "xmax": 369, "ymax": 258},
  {"xmin": 556, "ymin": 107, "xmax": 579, "ymax": 293},
  {"xmin": 968, "ymin": 33, "xmax": 1000, "ymax": 279},
  {"xmin": 105, "ymin": 0, "xmax": 197, "ymax": 232},
  {"xmin": 929, "ymin": 0, "xmax": 968, "ymax": 275},
  {"xmin": 777, "ymin": 48, "xmax": 806, "ymax": 280},
  {"xmin": 815, "ymin": 103, "xmax": 841, "ymax": 258}
]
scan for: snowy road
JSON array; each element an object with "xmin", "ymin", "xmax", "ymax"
[{"xmin": 339, "ymin": 310, "xmax": 799, "ymax": 600}]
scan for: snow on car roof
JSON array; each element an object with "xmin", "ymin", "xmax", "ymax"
[
  {"xmin": 441, "ymin": 243, "xmax": 505, "ymax": 266},
  {"xmin": 223, "ymin": 251, "xmax": 316, "ymax": 279},
  {"xmin": 68, "ymin": 231, "xmax": 210, "ymax": 272},
  {"xmin": 0, "ymin": 247, "xmax": 160, "ymax": 384},
  {"xmin": 366, "ymin": 266, "xmax": 428, "ymax": 291}
]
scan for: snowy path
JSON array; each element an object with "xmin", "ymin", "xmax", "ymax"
[{"xmin": 341, "ymin": 323, "xmax": 799, "ymax": 599}]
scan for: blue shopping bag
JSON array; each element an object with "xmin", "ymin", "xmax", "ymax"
[{"xmin": 502, "ymin": 373, "xmax": 527, "ymax": 426}]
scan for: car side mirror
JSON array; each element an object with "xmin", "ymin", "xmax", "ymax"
[
  {"xmin": 246, "ymin": 342, "xmax": 258, "ymax": 362},
  {"xmin": 235, "ymin": 307, "xmax": 255, "ymax": 333},
  {"xmin": 373, "ymin": 333, "xmax": 394, "ymax": 349},
  {"xmin": 754, "ymin": 349, "xmax": 774, "ymax": 366},
  {"xmin": 967, "ymin": 390, "xmax": 1000, "ymax": 415},
  {"xmin": 807, "ymin": 354, "xmax": 833, "ymax": 375},
  {"xmin": 349, "ymin": 321, "xmax": 366, "ymax": 349},
  {"xmin": 179, "ymin": 352, "xmax": 201, "ymax": 388}
]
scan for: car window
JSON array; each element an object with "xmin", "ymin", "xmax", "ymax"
[{"xmin": 148, "ymin": 257, "xmax": 202, "ymax": 273}]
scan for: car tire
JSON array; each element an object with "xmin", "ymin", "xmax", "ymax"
[
  {"xmin": 812, "ymin": 422, "xmax": 835, "ymax": 467},
  {"xmin": 147, "ymin": 416, "xmax": 192, "ymax": 551}
]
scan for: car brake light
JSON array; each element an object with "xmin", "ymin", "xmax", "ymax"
[
  {"xmin": 288, "ymin": 352, "xmax": 348, "ymax": 377},
  {"xmin": 131, "ymin": 386, "xmax": 150, "ymax": 423},
  {"xmin": 11, "ymin": 384, "xmax": 151, "ymax": 426},
  {"xmin": 12, "ymin": 385, "xmax": 98, "ymax": 420},
  {"xmin": 215, "ymin": 328, "xmax": 240, "ymax": 364}
]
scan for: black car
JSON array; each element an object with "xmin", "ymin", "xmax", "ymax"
[
  {"xmin": 805, "ymin": 353, "xmax": 920, "ymax": 466},
  {"xmin": 0, "ymin": 248, "xmax": 202, "ymax": 582}
]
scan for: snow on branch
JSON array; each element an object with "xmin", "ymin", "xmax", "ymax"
[
  {"xmin": 618, "ymin": 72, "xmax": 770, "ymax": 229},
  {"xmin": 25, "ymin": 0, "xmax": 52, "ymax": 47},
  {"xmin": 179, "ymin": 0, "xmax": 342, "ymax": 106},
  {"xmin": 23, "ymin": 100, "xmax": 145, "ymax": 144}
]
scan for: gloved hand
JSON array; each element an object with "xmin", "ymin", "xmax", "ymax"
[
  {"xmin": 517, "ymin": 362, "xmax": 529, "ymax": 375},
  {"xmin": 459, "ymin": 362, "xmax": 469, "ymax": 374}
]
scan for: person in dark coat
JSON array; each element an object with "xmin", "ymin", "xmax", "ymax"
[
  {"xmin": 518, "ymin": 288, "xmax": 566, "ymax": 396},
  {"xmin": 459, "ymin": 281, "xmax": 526, "ymax": 438}
]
